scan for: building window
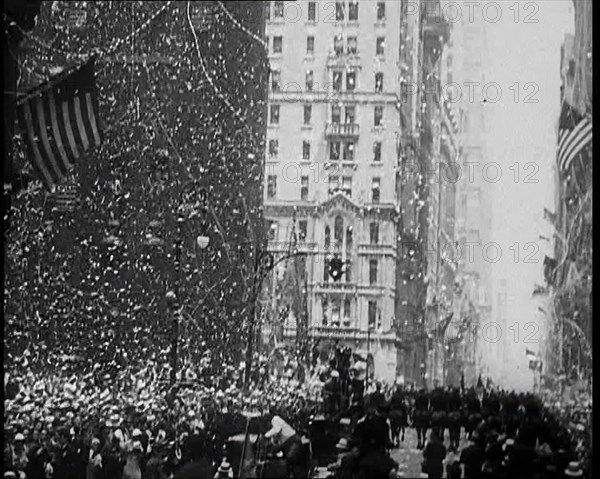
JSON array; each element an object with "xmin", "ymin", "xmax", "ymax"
[
  {"xmin": 332, "ymin": 105, "xmax": 341, "ymax": 124},
  {"xmin": 347, "ymin": 36, "xmax": 358, "ymax": 54},
  {"xmin": 264, "ymin": 2, "xmax": 270, "ymax": 20},
  {"xmin": 334, "ymin": 35, "xmax": 344, "ymax": 56},
  {"xmin": 369, "ymin": 259, "xmax": 378, "ymax": 285},
  {"xmin": 370, "ymin": 222, "xmax": 379, "ymax": 244},
  {"xmin": 307, "ymin": 36, "xmax": 314, "ymax": 54},
  {"xmin": 345, "ymin": 261, "xmax": 352, "ymax": 282},
  {"xmin": 376, "ymin": 37, "xmax": 385, "ymax": 56},
  {"xmin": 302, "ymin": 140, "xmax": 311, "ymax": 160},
  {"xmin": 330, "ymin": 141, "xmax": 341, "ymax": 160},
  {"xmin": 348, "ymin": 1, "xmax": 358, "ymax": 20},
  {"xmin": 305, "ymin": 70, "xmax": 314, "ymax": 91},
  {"xmin": 342, "ymin": 176, "xmax": 352, "ymax": 197},
  {"xmin": 271, "ymin": 70, "xmax": 281, "ymax": 91},
  {"xmin": 336, "ymin": 0, "xmax": 344, "ymax": 20},
  {"xmin": 268, "ymin": 221, "xmax": 277, "ymax": 241},
  {"xmin": 346, "ymin": 225, "xmax": 353, "ymax": 250},
  {"xmin": 375, "ymin": 72, "xmax": 383, "ymax": 92},
  {"xmin": 270, "ymin": 105, "xmax": 280, "ymax": 124},
  {"xmin": 301, "ymin": 176, "xmax": 309, "ymax": 201},
  {"xmin": 374, "ymin": 105, "xmax": 383, "ymax": 126},
  {"xmin": 344, "ymin": 297, "xmax": 352, "ymax": 320},
  {"xmin": 332, "ymin": 299, "xmax": 341, "ymax": 325},
  {"xmin": 268, "ymin": 139, "xmax": 279, "ymax": 157},
  {"xmin": 372, "ymin": 177, "xmax": 381, "ymax": 203},
  {"xmin": 333, "ymin": 71, "xmax": 343, "ymax": 91},
  {"xmin": 267, "ymin": 175, "xmax": 277, "ymax": 198},
  {"xmin": 345, "ymin": 106, "xmax": 356, "ymax": 124},
  {"xmin": 308, "ymin": 1, "xmax": 316, "ymax": 21},
  {"xmin": 377, "ymin": 1, "xmax": 385, "ymax": 20},
  {"xmin": 273, "ymin": 36, "xmax": 282, "ymax": 53},
  {"xmin": 328, "ymin": 176, "xmax": 339, "ymax": 195},
  {"xmin": 304, "ymin": 105, "xmax": 312, "ymax": 124},
  {"xmin": 368, "ymin": 301, "xmax": 377, "ymax": 328},
  {"xmin": 373, "ymin": 141, "xmax": 381, "ymax": 162},
  {"xmin": 298, "ymin": 220, "xmax": 307, "ymax": 241},
  {"xmin": 346, "ymin": 70, "xmax": 356, "ymax": 91},
  {"xmin": 274, "ymin": 1, "xmax": 284, "ymax": 18},
  {"xmin": 343, "ymin": 141, "xmax": 355, "ymax": 161},
  {"xmin": 334, "ymin": 215, "xmax": 344, "ymax": 248},
  {"xmin": 325, "ymin": 225, "xmax": 331, "ymax": 248},
  {"xmin": 322, "ymin": 298, "xmax": 329, "ymax": 323}
]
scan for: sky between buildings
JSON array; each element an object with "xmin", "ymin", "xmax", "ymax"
[{"xmin": 481, "ymin": 0, "xmax": 574, "ymax": 390}]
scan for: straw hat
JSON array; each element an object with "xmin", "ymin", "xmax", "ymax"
[
  {"xmin": 565, "ymin": 461, "xmax": 583, "ymax": 477},
  {"xmin": 335, "ymin": 438, "xmax": 349, "ymax": 451},
  {"xmin": 502, "ymin": 438, "xmax": 514, "ymax": 451}
]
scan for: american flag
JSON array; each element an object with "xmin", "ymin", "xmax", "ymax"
[
  {"xmin": 557, "ymin": 103, "xmax": 592, "ymax": 173},
  {"xmin": 17, "ymin": 57, "xmax": 102, "ymax": 191}
]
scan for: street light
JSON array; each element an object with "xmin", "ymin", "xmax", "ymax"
[{"xmin": 148, "ymin": 183, "xmax": 209, "ymax": 386}]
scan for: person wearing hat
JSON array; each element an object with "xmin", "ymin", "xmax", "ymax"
[
  {"xmin": 422, "ymin": 431, "xmax": 446, "ymax": 479},
  {"xmin": 263, "ymin": 414, "xmax": 304, "ymax": 477},
  {"xmin": 327, "ymin": 438, "xmax": 360, "ymax": 479},
  {"xmin": 11, "ymin": 433, "xmax": 28, "ymax": 474},
  {"xmin": 368, "ymin": 382, "xmax": 386, "ymax": 411},
  {"xmin": 564, "ymin": 461, "xmax": 583, "ymax": 477},
  {"xmin": 460, "ymin": 431, "xmax": 484, "ymax": 479},
  {"xmin": 86, "ymin": 437, "xmax": 103, "ymax": 479},
  {"xmin": 322, "ymin": 370, "xmax": 341, "ymax": 417},
  {"xmin": 101, "ymin": 433, "xmax": 125, "ymax": 479}
]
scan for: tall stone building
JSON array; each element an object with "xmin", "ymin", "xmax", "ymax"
[
  {"xmin": 263, "ymin": 0, "xmax": 404, "ymax": 381},
  {"xmin": 444, "ymin": 8, "xmax": 493, "ymax": 387}
]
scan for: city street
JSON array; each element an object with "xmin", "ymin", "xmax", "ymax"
[
  {"xmin": 391, "ymin": 428, "xmax": 466, "ymax": 479},
  {"xmin": 3, "ymin": 1, "xmax": 591, "ymax": 478}
]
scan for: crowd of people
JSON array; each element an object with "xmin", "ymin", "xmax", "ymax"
[{"xmin": 3, "ymin": 345, "xmax": 592, "ymax": 479}]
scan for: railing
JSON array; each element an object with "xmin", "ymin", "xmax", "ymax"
[
  {"xmin": 314, "ymin": 282, "xmax": 357, "ymax": 294},
  {"xmin": 308, "ymin": 326, "xmax": 397, "ymax": 341},
  {"xmin": 358, "ymin": 244, "xmax": 396, "ymax": 256},
  {"xmin": 325, "ymin": 122, "xmax": 360, "ymax": 137}
]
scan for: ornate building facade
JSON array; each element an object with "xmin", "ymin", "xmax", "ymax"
[{"xmin": 262, "ymin": 0, "xmax": 404, "ymax": 381}]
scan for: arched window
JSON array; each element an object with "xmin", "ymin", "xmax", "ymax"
[
  {"xmin": 324, "ymin": 225, "xmax": 331, "ymax": 248},
  {"xmin": 334, "ymin": 216, "xmax": 343, "ymax": 249},
  {"xmin": 346, "ymin": 225, "xmax": 353, "ymax": 251}
]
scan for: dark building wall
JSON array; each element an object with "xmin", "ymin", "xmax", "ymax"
[{"xmin": 5, "ymin": 1, "xmax": 268, "ymax": 370}]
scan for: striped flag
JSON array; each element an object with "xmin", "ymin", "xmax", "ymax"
[
  {"xmin": 17, "ymin": 57, "xmax": 102, "ymax": 191},
  {"xmin": 557, "ymin": 104, "xmax": 592, "ymax": 173}
]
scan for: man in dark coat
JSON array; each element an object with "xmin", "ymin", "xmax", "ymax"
[
  {"xmin": 413, "ymin": 388, "xmax": 430, "ymax": 449},
  {"xmin": 423, "ymin": 431, "xmax": 446, "ymax": 479},
  {"xmin": 322, "ymin": 370, "xmax": 341, "ymax": 416},
  {"xmin": 460, "ymin": 432, "xmax": 485, "ymax": 479},
  {"xmin": 369, "ymin": 382, "xmax": 386, "ymax": 410}
]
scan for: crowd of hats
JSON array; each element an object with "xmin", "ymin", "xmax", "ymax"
[{"xmin": 3, "ymin": 357, "xmax": 328, "ymax": 478}]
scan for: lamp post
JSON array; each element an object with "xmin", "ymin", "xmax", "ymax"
[{"xmin": 157, "ymin": 184, "xmax": 209, "ymax": 386}]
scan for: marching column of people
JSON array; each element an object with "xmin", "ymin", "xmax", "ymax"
[{"xmin": 320, "ymin": 376, "xmax": 590, "ymax": 479}]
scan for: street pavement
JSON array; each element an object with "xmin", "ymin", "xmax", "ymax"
[{"xmin": 391, "ymin": 428, "xmax": 466, "ymax": 479}]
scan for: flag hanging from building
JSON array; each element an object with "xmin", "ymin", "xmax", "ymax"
[
  {"xmin": 17, "ymin": 57, "xmax": 102, "ymax": 191},
  {"xmin": 525, "ymin": 349, "xmax": 538, "ymax": 361},
  {"xmin": 557, "ymin": 103, "xmax": 592, "ymax": 173}
]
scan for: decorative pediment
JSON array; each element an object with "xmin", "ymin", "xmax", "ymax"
[{"xmin": 317, "ymin": 192, "xmax": 362, "ymax": 217}]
